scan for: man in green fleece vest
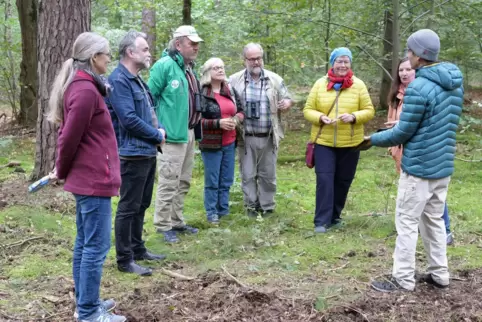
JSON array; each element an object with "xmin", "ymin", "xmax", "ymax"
[{"xmin": 148, "ymin": 26, "xmax": 203, "ymax": 243}]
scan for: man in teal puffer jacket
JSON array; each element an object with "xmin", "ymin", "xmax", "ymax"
[{"xmin": 362, "ymin": 29, "xmax": 464, "ymax": 292}]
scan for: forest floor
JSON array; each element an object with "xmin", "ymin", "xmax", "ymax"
[{"xmin": 0, "ymin": 90, "xmax": 481, "ymax": 321}]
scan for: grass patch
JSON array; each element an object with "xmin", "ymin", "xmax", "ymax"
[{"xmin": 0, "ymin": 118, "xmax": 481, "ymax": 316}]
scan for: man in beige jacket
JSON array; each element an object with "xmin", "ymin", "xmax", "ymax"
[{"xmin": 229, "ymin": 43, "xmax": 293, "ymax": 218}]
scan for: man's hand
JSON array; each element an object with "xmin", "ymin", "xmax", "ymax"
[
  {"xmin": 158, "ymin": 128, "xmax": 166, "ymax": 145},
  {"xmin": 277, "ymin": 99, "xmax": 292, "ymax": 111},
  {"xmin": 356, "ymin": 136, "xmax": 372, "ymax": 151},
  {"xmin": 220, "ymin": 118, "xmax": 236, "ymax": 131},
  {"xmin": 320, "ymin": 115, "xmax": 336, "ymax": 125},
  {"xmin": 338, "ymin": 113, "xmax": 356, "ymax": 123}
]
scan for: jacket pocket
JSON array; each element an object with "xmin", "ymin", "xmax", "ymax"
[{"xmin": 105, "ymin": 152, "xmax": 112, "ymax": 183}]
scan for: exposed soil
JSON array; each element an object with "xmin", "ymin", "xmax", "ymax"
[
  {"xmin": 0, "ymin": 176, "xmax": 74, "ymax": 214},
  {"xmin": 2, "ymin": 267, "xmax": 479, "ymax": 321}
]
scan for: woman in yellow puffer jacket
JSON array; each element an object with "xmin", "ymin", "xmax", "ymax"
[{"xmin": 303, "ymin": 47, "xmax": 374, "ymax": 233}]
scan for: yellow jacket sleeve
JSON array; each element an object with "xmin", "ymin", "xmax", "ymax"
[
  {"xmin": 352, "ymin": 83, "xmax": 375, "ymax": 124},
  {"xmin": 303, "ymin": 80, "xmax": 323, "ymax": 125}
]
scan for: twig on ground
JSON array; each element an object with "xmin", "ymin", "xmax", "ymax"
[
  {"xmin": 450, "ymin": 277, "xmax": 467, "ymax": 281},
  {"xmin": 221, "ymin": 265, "xmax": 248, "ymax": 288},
  {"xmin": 0, "ymin": 161, "xmax": 21, "ymax": 168},
  {"xmin": 325, "ymin": 262, "xmax": 349, "ymax": 273},
  {"xmin": 160, "ymin": 268, "xmax": 195, "ymax": 281},
  {"xmin": 0, "ymin": 236, "xmax": 44, "ymax": 249},
  {"xmin": 36, "ymin": 309, "xmax": 72, "ymax": 321},
  {"xmin": 338, "ymin": 304, "xmax": 371, "ymax": 321},
  {"xmin": 0, "ymin": 310, "xmax": 18, "ymax": 321}
]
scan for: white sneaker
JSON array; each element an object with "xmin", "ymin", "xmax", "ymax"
[
  {"xmin": 74, "ymin": 299, "xmax": 116, "ymax": 319},
  {"xmin": 80, "ymin": 311, "xmax": 126, "ymax": 322}
]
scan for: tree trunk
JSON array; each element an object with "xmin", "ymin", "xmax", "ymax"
[
  {"xmin": 324, "ymin": 0, "xmax": 331, "ymax": 73},
  {"xmin": 32, "ymin": 0, "xmax": 91, "ymax": 180},
  {"xmin": 426, "ymin": 0, "xmax": 436, "ymax": 29},
  {"xmin": 391, "ymin": 0, "xmax": 400, "ymax": 77},
  {"xmin": 142, "ymin": 1, "xmax": 157, "ymax": 62},
  {"xmin": 379, "ymin": 10, "xmax": 393, "ymax": 111},
  {"xmin": 16, "ymin": 0, "xmax": 38, "ymax": 126},
  {"xmin": 182, "ymin": 0, "xmax": 192, "ymax": 25},
  {"xmin": 3, "ymin": 0, "xmax": 18, "ymax": 119}
]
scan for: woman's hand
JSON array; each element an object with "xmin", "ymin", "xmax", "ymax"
[
  {"xmin": 220, "ymin": 118, "xmax": 236, "ymax": 131},
  {"xmin": 49, "ymin": 168, "xmax": 58, "ymax": 180},
  {"xmin": 338, "ymin": 113, "xmax": 356, "ymax": 123},
  {"xmin": 320, "ymin": 115, "xmax": 335, "ymax": 124},
  {"xmin": 384, "ymin": 120, "xmax": 398, "ymax": 128}
]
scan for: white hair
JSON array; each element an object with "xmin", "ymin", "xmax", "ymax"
[
  {"xmin": 242, "ymin": 43, "xmax": 264, "ymax": 58},
  {"xmin": 200, "ymin": 57, "xmax": 225, "ymax": 87}
]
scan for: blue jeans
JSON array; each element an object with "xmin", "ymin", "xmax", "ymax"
[
  {"xmin": 201, "ymin": 142, "xmax": 235, "ymax": 221},
  {"xmin": 443, "ymin": 203, "xmax": 451, "ymax": 233},
  {"xmin": 73, "ymin": 194, "xmax": 112, "ymax": 320}
]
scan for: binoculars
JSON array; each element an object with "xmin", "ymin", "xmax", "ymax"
[{"xmin": 245, "ymin": 101, "xmax": 261, "ymax": 119}]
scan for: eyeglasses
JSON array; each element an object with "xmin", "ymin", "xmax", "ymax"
[
  {"xmin": 98, "ymin": 52, "xmax": 113, "ymax": 59},
  {"xmin": 245, "ymin": 57, "xmax": 263, "ymax": 63},
  {"xmin": 211, "ymin": 66, "xmax": 225, "ymax": 71},
  {"xmin": 334, "ymin": 60, "xmax": 350, "ymax": 65}
]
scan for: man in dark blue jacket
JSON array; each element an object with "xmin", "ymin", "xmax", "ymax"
[
  {"xmin": 106, "ymin": 30, "xmax": 166, "ymax": 276},
  {"xmin": 360, "ymin": 29, "xmax": 464, "ymax": 292}
]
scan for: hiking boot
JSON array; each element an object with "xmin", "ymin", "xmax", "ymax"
[
  {"xmin": 420, "ymin": 274, "xmax": 449, "ymax": 289},
  {"xmin": 117, "ymin": 261, "xmax": 152, "ymax": 276},
  {"xmin": 74, "ymin": 299, "xmax": 116, "ymax": 319},
  {"xmin": 134, "ymin": 251, "xmax": 166, "ymax": 261},
  {"xmin": 208, "ymin": 214, "xmax": 220, "ymax": 226},
  {"xmin": 246, "ymin": 208, "xmax": 258, "ymax": 218},
  {"xmin": 80, "ymin": 311, "xmax": 126, "ymax": 322},
  {"xmin": 314, "ymin": 226, "xmax": 327, "ymax": 234},
  {"xmin": 262, "ymin": 209, "xmax": 274, "ymax": 217},
  {"xmin": 329, "ymin": 219, "xmax": 344, "ymax": 230},
  {"xmin": 446, "ymin": 232, "xmax": 454, "ymax": 246},
  {"xmin": 159, "ymin": 229, "xmax": 179, "ymax": 243},
  {"xmin": 371, "ymin": 275, "xmax": 411, "ymax": 292},
  {"xmin": 173, "ymin": 225, "xmax": 199, "ymax": 234}
]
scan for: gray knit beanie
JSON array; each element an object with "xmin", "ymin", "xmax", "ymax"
[{"xmin": 407, "ymin": 29, "xmax": 440, "ymax": 61}]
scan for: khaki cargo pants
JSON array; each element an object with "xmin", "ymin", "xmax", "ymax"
[
  {"xmin": 154, "ymin": 130, "xmax": 195, "ymax": 232},
  {"xmin": 392, "ymin": 171, "xmax": 450, "ymax": 290}
]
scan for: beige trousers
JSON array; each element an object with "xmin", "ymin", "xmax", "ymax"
[
  {"xmin": 392, "ymin": 171, "xmax": 450, "ymax": 290},
  {"xmin": 154, "ymin": 130, "xmax": 195, "ymax": 231},
  {"xmin": 239, "ymin": 136, "xmax": 278, "ymax": 211}
]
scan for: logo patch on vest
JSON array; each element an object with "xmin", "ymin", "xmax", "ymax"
[{"xmin": 171, "ymin": 80, "xmax": 180, "ymax": 89}]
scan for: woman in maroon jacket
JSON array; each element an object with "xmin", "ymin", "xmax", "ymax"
[{"xmin": 47, "ymin": 32, "xmax": 125, "ymax": 322}]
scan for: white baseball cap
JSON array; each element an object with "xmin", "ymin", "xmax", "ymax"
[{"xmin": 173, "ymin": 25, "xmax": 203, "ymax": 42}]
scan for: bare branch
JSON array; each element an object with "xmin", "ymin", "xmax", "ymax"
[
  {"xmin": 401, "ymin": 0, "xmax": 452, "ymax": 36},
  {"xmin": 212, "ymin": 8, "xmax": 393, "ymax": 46},
  {"xmin": 222, "ymin": 265, "xmax": 248, "ymax": 288},
  {"xmin": 160, "ymin": 268, "xmax": 196, "ymax": 281},
  {"xmin": 356, "ymin": 45, "xmax": 393, "ymax": 80},
  {"xmin": 398, "ymin": 0, "xmax": 432, "ymax": 18}
]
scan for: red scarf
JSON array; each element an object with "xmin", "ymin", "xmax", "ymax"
[{"xmin": 327, "ymin": 68, "xmax": 354, "ymax": 90}]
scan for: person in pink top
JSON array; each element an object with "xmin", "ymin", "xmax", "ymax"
[
  {"xmin": 386, "ymin": 57, "xmax": 453, "ymax": 245},
  {"xmin": 199, "ymin": 57, "xmax": 244, "ymax": 225}
]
